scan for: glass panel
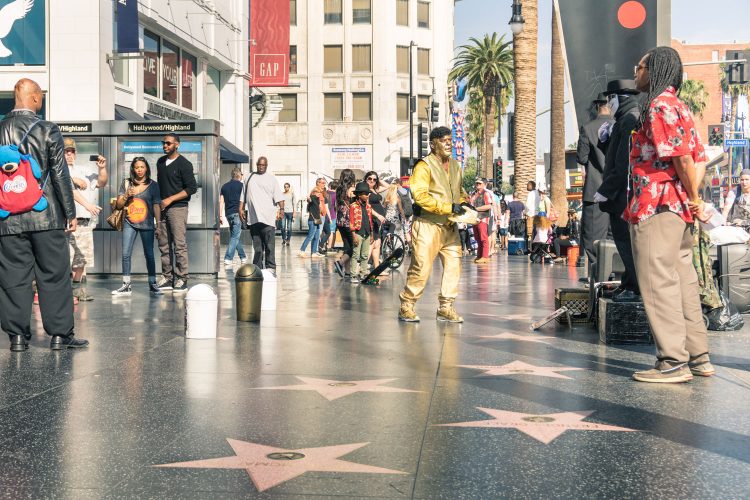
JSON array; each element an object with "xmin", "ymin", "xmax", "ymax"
[
  {"xmin": 279, "ymin": 94, "xmax": 297, "ymax": 122},
  {"xmin": 418, "ymin": 48, "xmax": 429, "ymax": 75},
  {"xmin": 352, "ymin": 44, "xmax": 371, "ymax": 72},
  {"xmin": 182, "ymin": 51, "xmax": 197, "ymax": 110},
  {"xmin": 397, "ymin": 93, "xmax": 409, "ymax": 122},
  {"xmin": 290, "ymin": 45, "xmax": 298, "ymax": 74},
  {"xmin": 418, "ymin": 95, "xmax": 430, "ymax": 121},
  {"xmin": 161, "ymin": 39, "xmax": 180, "ymax": 104},
  {"xmin": 352, "ymin": 93, "xmax": 372, "ymax": 121},
  {"xmin": 324, "ymin": 45, "xmax": 342, "ymax": 73},
  {"xmin": 290, "ymin": 0, "xmax": 297, "ymax": 25},
  {"xmin": 353, "ymin": 0, "xmax": 371, "ymax": 24},
  {"xmin": 143, "ymin": 31, "xmax": 159, "ymax": 97},
  {"xmin": 396, "ymin": 45, "xmax": 408, "ymax": 74},
  {"xmin": 324, "ymin": 93, "xmax": 343, "ymax": 121},
  {"xmin": 396, "ymin": 0, "xmax": 408, "ymax": 26},
  {"xmin": 205, "ymin": 66, "xmax": 221, "ymax": 121},
  {"xmin": 417, "ymin": 1, "xmax": 430, "ymax": 28},
  {"xmin": 324, "ymin": 0, "xmax": 342, "ymax": 24}
]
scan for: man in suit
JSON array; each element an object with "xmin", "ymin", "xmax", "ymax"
[
  {"xmin": 595, "ymin": 79, "xmax": 641, "ymax": 302},
  {"xmin": 576, "ymin": 93, "xmax": 612, "ymax": 272}
]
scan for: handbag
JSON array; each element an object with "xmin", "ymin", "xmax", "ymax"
[{"xmin": 106, "ymin": 180, "xmax": 129, "ymax": 231}]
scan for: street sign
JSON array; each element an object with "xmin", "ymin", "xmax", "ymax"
[{"xmin": 725, "ymin": 138, "xmax": 748, "ymax": 147}]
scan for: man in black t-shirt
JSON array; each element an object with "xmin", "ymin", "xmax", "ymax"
[{"xmin": 220, "ymin": 167, "xmax": 247, "ymax": 266}]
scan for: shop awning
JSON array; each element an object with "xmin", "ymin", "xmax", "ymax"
[
  {"xmin": 219, "ymin": 136, "xmax": 249, "ymax": 164},
  {"xmin": 114, "ymin": 105, "xmax": 143, "ymax": 121}
]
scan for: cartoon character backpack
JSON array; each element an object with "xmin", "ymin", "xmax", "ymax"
[{"xmin": 0, "ymin": 121, "xmax": 49, "ymax": 219}]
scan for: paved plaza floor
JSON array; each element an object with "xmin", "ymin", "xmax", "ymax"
[{"xmin": 1, "ymin": 240, "xmax": 750, "ymax": 498}]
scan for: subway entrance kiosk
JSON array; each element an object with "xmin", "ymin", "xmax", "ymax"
[{"xmin": 57, "ymin": 120, "xmax": 221, "ymax": 276}]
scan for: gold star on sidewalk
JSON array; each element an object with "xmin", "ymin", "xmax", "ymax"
[{"xmin": 458, "ymin": 360, "xmax": 585, "ymax": 379}]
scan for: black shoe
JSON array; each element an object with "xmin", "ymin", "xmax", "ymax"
[
  {"xmin": 50, "ymin": 335, "xmax": 89, "ymax": 350},
  {"xmin": 172, "ymin": 278, "xmax": 188, "ymax": 293},
  {"xmin": 612, "ymin": 289, "xmax": 642, "ymax": 303},
  {"xmin": 578, "ymin": 276, "xmax": 589, "ymax": 284},
  {"xmin": 10, "ymin": 335, "xmax": 28, "ymax": 352}
]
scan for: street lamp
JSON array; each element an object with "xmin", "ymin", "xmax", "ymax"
[{"xmin": 509, "ymin": 0, "xmax": 525, "ymax": 35}]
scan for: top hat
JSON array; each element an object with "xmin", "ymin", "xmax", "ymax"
[
  {"xmin": 593, "ymin": 92, "xmax": 608, "ymax": 104},
  {"xmin": 605, "ymin": 79, "xmax": 640, "ymax": 95},
  {"xmin": 353, "ymin": 181, "xmax": 370, "ymax": 195}
]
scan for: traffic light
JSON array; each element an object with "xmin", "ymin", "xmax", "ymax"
[
  {"xmin": 494, "ymin": 158, "xmax": 503, "ymax": 185},
  {"xmin": 430, "ymin": 101, "xmax": 439, "ymax": 123},
  {"xmin": 726, "ymin": 50, "xmax": 749, "ymax": 85},
  {"xmin": 708, "ymin": 125, "xmax": 724, "ymax": 147},
  {"xmin": 418, "ymin": 123, "xmax": 429, "ymax": 158}
]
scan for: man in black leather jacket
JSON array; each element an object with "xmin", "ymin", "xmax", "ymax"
[{"xmin": 0, "ymin": 78, "xmax": 88, "ymax": 351}]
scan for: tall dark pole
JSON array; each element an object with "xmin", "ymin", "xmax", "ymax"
[{"xmin": 409, "ymin": 41, "xmax": 415, "ymax": 168}]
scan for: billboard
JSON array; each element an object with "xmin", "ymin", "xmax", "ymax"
[
  {"xmin": 0, "ymin": 0, "xmax": 45, "ymax": 66},
  {"xmin": 249, "ymin": 0, "xmax": 290, "ymax": 87}
]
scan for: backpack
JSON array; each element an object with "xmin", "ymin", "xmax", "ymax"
[
  {"xmin": 0, "ymin": 121, "xmax": 49, "ymax": 219},
  {"xmin": 399, "ymin": 189, "xmax": 413, "ymax": 217}
]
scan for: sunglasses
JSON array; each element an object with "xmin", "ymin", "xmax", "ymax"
[
  {"xmin": 366, "ymin": 176, "xmax": 376, "ymax": 181},
  {"xmin": 133, "ymin": 156, "xmax": 146, "ymax": 162},
  {"xmin": 161, "ymin": 141, "xmax": 175, "ymax": 146}
]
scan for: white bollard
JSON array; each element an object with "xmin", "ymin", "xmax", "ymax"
[
  {"xmin": 260, "ymin": 269, "xmax": 277, "ymax": 310},
  {"xmin": 185, "ymin": 284, "xmax": 218, "ymax": 339}
]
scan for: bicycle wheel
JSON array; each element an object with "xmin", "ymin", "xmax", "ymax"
[{"xmin": 381, "ymin": 232, "xmax": 405, "ymax": 269}]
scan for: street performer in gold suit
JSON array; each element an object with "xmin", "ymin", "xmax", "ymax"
[{"xmin": 399, "ymin": 126, "xmax": 470, "ymax": 323}]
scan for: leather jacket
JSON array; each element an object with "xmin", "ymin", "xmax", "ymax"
[{"xmin": 0, "ymin": 110, "xmax": 75, "ymax": 235}]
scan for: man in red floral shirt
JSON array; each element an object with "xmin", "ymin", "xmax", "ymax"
[{"xmin": 624, "ymin": 46, "xmax": 713, "ymax": 383}]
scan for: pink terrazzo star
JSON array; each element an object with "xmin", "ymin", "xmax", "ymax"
[
  {"xmin": 437, "ymin": 408, "xmax": 637, "ymax": 444},
  {"xmin": 479, "ymin": 332, "xmax": 555, "ymax": 344},
  {"xmin": 254, "ymin": 376, "xmax": 423, "ymax": 401},
  {"xmin": 458, "ymin": 360, "xmax": 584, "ymax": 379},
  {"xmin": 155, "ymin": 439, "xmax": 406, "ymax": 492}
]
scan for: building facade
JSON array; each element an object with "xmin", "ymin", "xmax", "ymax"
[{"xmin": 252, "ymin": 0, "xmax": 455, "ymax": 198}]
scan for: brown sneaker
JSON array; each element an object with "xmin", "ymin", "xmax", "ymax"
[
  {"xmin": 73, "ymin": 288, "xmax": 95, "ymax": 302},
  {"xmin": 398, "ymin": 302, "xmax": 420, "ymax": 322},
  {"xmin": 436, "ymin": 306, "xmax": 464, "ymax": 323},
  {"xmin": 632, "ymin": 364, "xmax": 693, "ymax": 383},
  {"xmin": 688, "ymin": 361, "xmax": 716, "ymax": 377},
  {"xmin": 475, "ymin": 257, "xmax": 490, "ymax": 264}
]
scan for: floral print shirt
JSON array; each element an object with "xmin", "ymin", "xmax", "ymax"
[{"xmin": 623, "ymin": 86, "xmax": 706, "ymax": 225}]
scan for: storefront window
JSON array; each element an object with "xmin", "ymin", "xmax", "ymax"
[
  {"xmin": 143, "ymin": 31, "xmax": 159, "ymax": 97},
  {"xmin": 161, "ymin": 39, "xmax": 180, "ymax": 104},
  {"xmin": 182, "ymin": 51, "xmax": 197, "ymax": 111}
]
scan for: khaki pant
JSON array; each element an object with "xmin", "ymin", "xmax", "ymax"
[
  {"xmin": 400, "ymin": 218, "xmax": 461, "ymax": 306},
  {"xmin": 630, "ymin": 212, "xmax": 709, "ymax": 369},
  {"xmin": 351, "ymin": 232, "xmax": 371, "ymax": 278},
  {"xmin": 157, "ymin": 206, "xmax": 189, "ymax": 280}
]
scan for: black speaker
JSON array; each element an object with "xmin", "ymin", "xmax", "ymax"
[
  {"xmin": 717, "ymin": 244, "xmax": 750, "ymax": 313},
  {"xmin": 593, "ymin": 239, "xmax": 624, "ymax": 283}
]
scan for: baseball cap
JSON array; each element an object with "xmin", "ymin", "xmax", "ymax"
[{"xmin": 63, "ymin": 138, "xmax": 76, "ymax": 151}]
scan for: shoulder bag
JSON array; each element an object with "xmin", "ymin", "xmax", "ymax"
[{"xmin": 106, "ymin": 180, "xmax": 129, "ymax": 231}]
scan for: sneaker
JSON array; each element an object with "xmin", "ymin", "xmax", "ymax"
[
  {"xmin": 632, "ymin": 364, "xmax": 693, "ymax": 383},
  {"xmin": 398, "ymin": 303, "xmax": 420, "ymax": 322},
  {"xmin": 73, "ymin": 288, "xmax": 95, "ymax": 301},
  {"xmin": 334, "ymin": 261, "xmax": 345, "ymax": 278},
  {"xmin": 172, "ymin": 278, "xmax": 188, "ymax": 293},
  {"xmin": 311, "ymin": 253, "xmax": 323, "ymax": 259},
  {"xmin": 111, "ymin": 283, "xmax": 132, "ymax": 296},
  {"xmin": 475, "ymin": 257, "xmax": 490, "ymax": 264},
  {"xmin": 149, "ymin": 283, "xmax": 164, "ymax": 296},
  {"xmin": 240, "ymin": 258, "xmax": 248, "ymax": 264},
  {"xmin": 350, "ymin": 276, "xmax": 360, "ymax": 284},
  {"xmin": 156, "ymin": 275, "xmax": 172, "ymax": 290},
  {"xmin": 436, "ymin": 306, "xmax": 464, "ymax": 323},
  {"xmin": 298, "ymin": 251, "xmax": 307, "ymax": 258},
  {"xmin": 224, "ymin": 259, "xmax": 233, "ymax": 266},
  {"xmin": 688, "ymin": 361, "xmax": 716, "ymax": 377}
]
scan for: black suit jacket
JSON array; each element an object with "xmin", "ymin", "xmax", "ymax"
[
  {"xmin": 577, "ymin": 115, "xmax": 613, "ymax": 202},
  {"xmin": 598, "ymin": 98, "xmax": 641, "ymax": 215}
]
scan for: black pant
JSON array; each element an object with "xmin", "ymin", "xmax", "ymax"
[
  {"xmin": 319, "ymin": 215, "xmax": 332, "ymax": 248},
  {"xmin": 0, "ymin": 229, "xmax": 74, "ymax": 340},
  {"xmin": 250, "ymin": 222, "xmax": 276, "ymax": 270},
  {"xmin": 338, "ymin": 226, "xmax": 354, "ymax": 257},
  {"xmin": 610, "ymin": 213, "xmax": 639, "ymax": 292},
  {"xmin": 581, "ymin": 201, "xmax": 610, "ymax": 266},
  {"xmin": 553, "ymin": 237, "xmax": 574, "ymax": 257}
]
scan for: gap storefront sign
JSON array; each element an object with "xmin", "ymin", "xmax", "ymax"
[{"xmin": 0, "ymin": 0, "xmax": 45, "ymax": 66}]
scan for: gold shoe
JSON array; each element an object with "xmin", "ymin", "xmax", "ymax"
[
  {"xmin": 398, "ymin": 303, "xmax": 420, "ymax": 322},
  {"xmin": 436, "ymin": 306, "xmax": 464, "ymax": 323}
]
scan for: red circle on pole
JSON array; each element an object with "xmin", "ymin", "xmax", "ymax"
[{"xmin": 617, "ymin": 1, "xmax": 647, "ymax": 29}]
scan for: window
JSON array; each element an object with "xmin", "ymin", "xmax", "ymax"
[
  {"xmin": 397, "ymin": 93, "xmax": 409, "ymax": 122},
  {"xmin": 290, "ymin": 45, "xmax": 298, "ymax": 74},
  {"xmin": 396, "ymin": 45, "xmax": 409, "ymax": 74},
  {"xmin": 396, "ymin": 0, "xmax": 409, "ymax": 26},
  {"xmin": 324, "ymin": 45, "xmax": 343, "ymax": 73},
  {"xmin": 290, "ymin": 0, "xmax": 297, "ymax": 25},
  {"xmin": 352, "ymin": 44, "xmax": 371, "ymax": 72},
  {"xmin": 279, "ymin": 94, "xmax": 298, "ymax": 122},
  {"xmin": 324, "ymin": 93, "xmax": 343, "ymax": 121},
  {"xmin": 417, "ymin": 48, "xmax": 430, "ymax": 75},
  {"xmin": 418, "ymin": 95, "xmax": 430, "ymax": 121},
  {"xmin": 161, "ymin": 39, "xmax": 180, "ymax": 104},
  {"xmin": 324, "ymin": 0, "xmax": 342, "ymax": 24},
  {"xmin": 205, "ymin": 66, "xmax": 221, "ymax": 121},
  {"xmin": 352, "ymin": 93, "xmax": 372, "ymax": 121},
  {"xmin": 181, "ymin": 51, "xmax": 197, "ymax": 111},
  {"xmin": 417, "ymin": 1, "xmax": 430, "ymax": 28},
  {"xmin": 143, "ymin": 30, "xmax": 159, "ymax": 97},
  {"xmin": 353, "ymin": 0, "xmax": 371, "ymax": 24},
  {"xmin": 712, "ymin": 50, "xmax": 719, "ymax": 62}
]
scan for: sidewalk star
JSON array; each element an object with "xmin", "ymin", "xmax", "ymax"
[
  {"xmin": 459, "ymin": 360, "xmax": 584, "ymax": 379},
  {"xmin": 479, "ymin": 332, "xmax": 555, "ymax": 344},
  {"xmin": 254, "ymin": 376, "xmax": 423, "ymax": 401}
]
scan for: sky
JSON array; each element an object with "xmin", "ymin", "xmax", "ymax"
[{"xmin": 454, "ymin": 0, "xmax": 750, "ymax": 157}]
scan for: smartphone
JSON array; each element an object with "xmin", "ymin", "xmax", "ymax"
[{"xmin": 89, "ymin": 154, "xmax": 100, "ymax": 161}]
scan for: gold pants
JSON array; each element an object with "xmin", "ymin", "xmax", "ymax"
[{"xmin": 400, "ymin": 218, "xmax": 462, "ymax": 305}]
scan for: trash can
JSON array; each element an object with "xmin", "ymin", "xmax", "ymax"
[
  {"xmin": 185, "ymin": 284, "xmax": 218, "ymax": 338},
  {"xmin": 235, "ymin": 263, "xmax": 263, "ymax": 322}
]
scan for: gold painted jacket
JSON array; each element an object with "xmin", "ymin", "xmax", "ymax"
[{"xmin": 410, "ymin": 153, "xmax": 467, "ymax": 225}]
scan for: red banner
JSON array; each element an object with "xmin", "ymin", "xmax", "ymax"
[{"xmin": 249, "ymin": 0, "xmax": 290, "ymax": 87}]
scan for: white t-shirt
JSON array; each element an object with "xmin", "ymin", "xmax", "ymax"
[
  {"xmin": 533, "ymin": 227, "xmax": 550, "ymax": 244},
  {"xmin": 244, "ymin": 173, "xmax": 284, "ymax": 226},
  {"xmin": 525, "ymin": 190, "xmax": 540, "ymax": 216},
  {"xmin": 69, "ymin": 163, "xmax": 100, "ymax": 218}
]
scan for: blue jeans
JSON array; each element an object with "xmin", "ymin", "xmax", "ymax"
[
  {"xmin": 282, "ymin": 212, "xmax": 294, "ymax": 241},
  {"xmin": 224, "ymin": 213, "xmax": 247, "ymax": 261},
  {"xmin": 122, "ymin": 221, "xmax": 156, "ymax": 281},
  {"xmin": 300, "ymin": 219, "xmax": 320, "ymax": 254}
]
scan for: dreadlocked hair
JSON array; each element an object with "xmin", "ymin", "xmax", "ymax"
[{"xmin": 637, "ymin": 46, "xmax": 684, "ymax": 130}]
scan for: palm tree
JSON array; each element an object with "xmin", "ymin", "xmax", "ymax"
[
  {"xmin": 449, "ymin": 33, "xmax": 514, "ymax": 178},
  {"xmin": 678, "ymin": 79, "xmax": 710, "ymax": 119},
  {"xmin": 512, "ymin": 0, "xmax": 538, "ymax": 201},
  {"xmin": 549, "ymin": 2, "xmax": 567, "ymax": 225}
]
